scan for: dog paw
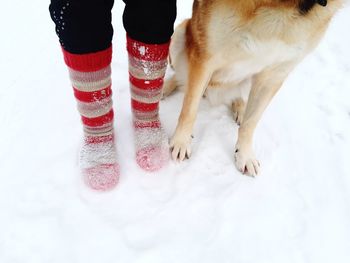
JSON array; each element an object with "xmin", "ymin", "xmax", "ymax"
[
  {"xmin": 231, "ymin": 99, "xmax": 246, "ymax": 126},
  {"xmin": 233, "ymin": 110, "xmax": 244, "ymax": 126},
  {"xmin": 170, "ymin": 134, "xmax": 192, "ymax": 161},
  {"xmin": 162, "ymin": 76, "xmax": 177, "ymax": 99},
  {"xmin": 234, "ymin": 147, "xmax": 260, "ymax": 177}
]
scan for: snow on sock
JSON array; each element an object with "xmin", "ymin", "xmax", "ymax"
[
  {"xmin": 63, "ymin": 47, "xmax": 119, "ymax": 190},
  {"xmin": 127, "ymin": 36, "xmax": 170, "ymax": 171}
]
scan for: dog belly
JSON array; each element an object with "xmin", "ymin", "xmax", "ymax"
[
  {"xmin": 211, "ymin": 60, "xmax": 263, "ymax": 85},
  {"xmin": 205, "ymin": 58, "xmax": 265, "ymax": 106},
  {"xmin": 206, "ymin": 78, "xmax": 251, "ymax": 106}
]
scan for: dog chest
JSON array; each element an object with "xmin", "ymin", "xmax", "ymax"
[{"xmin": 207, "ymin": 7, "xmax": 309, "ymax": 84}]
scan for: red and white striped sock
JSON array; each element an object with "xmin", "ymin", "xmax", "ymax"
[
  {"xmin": 127, "ymin": 36, "xmax": 170, "ymax": 171},
  {"xmin": 63, "ymin": 46, "xmax": 119, "ymax": 190}
]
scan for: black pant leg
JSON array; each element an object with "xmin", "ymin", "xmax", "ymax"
[
  {"xmin": 122, "ymin": 0, "xmax": 177, "ymax": 44},
  {"xmin": 49, "ymin": 0, "xmax": 115, "ymax": 54}
]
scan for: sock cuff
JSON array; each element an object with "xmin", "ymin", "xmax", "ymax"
[
  {"xmin": 126, "ymin": 35, "xmax": 169, "ymax": 61},
  {"xmin": 62, "ymin": 46, "xmax": 112, "ymax": 72}
]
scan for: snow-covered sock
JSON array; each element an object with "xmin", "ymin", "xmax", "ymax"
[
  {"xmin": 127, "ymin": 36, "xmax": 170, "ymax": 171},
  {"xmin": 63, "ymin": 46, "xmax": 119, "ymax": 190}
]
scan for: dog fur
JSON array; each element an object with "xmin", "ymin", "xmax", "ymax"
[{"xmin": 165, "ymin": 0, "xmax": 343, "ymax": 176}]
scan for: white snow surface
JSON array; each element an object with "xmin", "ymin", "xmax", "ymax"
[{"xmin": 1, "ymin": 1, "xmax": 350, "ymax": 262}]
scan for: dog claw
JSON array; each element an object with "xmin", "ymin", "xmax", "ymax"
[
  {"xmin": 170, "ymin": 135, "xmax": 192, "ymax": 162},
  {"xmin": 234, "ymin": 147, "xmax": 260, "ymax": 177}
]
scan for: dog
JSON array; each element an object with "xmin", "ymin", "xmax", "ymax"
[{"xmin": 164, "ymin": 0, "xmax": 343, "ymax": 176}]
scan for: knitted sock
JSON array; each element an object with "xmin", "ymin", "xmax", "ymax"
[
  {"xmin": 127, "ymin": 36, "xmax": 170, "ymax": 171},
  {"xmin": 63, "ymin": 46, "xmax": 119, "ymax": 190}
]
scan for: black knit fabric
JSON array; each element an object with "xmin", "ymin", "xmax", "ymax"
[
  {"xmin": 49, "ymin": 0, "xmax": 177, "ymax": 54},
  {"xmin": 122, "ymin": 0, "xmax": 177, "ymax": 45}
]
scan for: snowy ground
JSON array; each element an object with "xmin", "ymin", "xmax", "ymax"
[{"xmin": 1, "ymin": 1, "xmax": 350, "ymax": 262}]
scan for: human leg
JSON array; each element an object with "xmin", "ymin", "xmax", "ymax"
[
  {"xmin": 49, "ymin": 0, "xmax": 118, "ymax": 190},
  {"xmin": 122, "ymin": 0, "xmax": 177, "ymax": 171}
]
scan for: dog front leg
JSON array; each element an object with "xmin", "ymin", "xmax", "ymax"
[
  {"xmin": 235, "ymin": 63, "xmax": 295, "ymax": 176},
  {"xmin": 170, "ymin": 61, "xmax": 212, "ymax": 161}
]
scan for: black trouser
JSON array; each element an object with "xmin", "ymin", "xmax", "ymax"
[{"xmin": 49, "ymin": 0, "xmax": 177, "ymax": 54}]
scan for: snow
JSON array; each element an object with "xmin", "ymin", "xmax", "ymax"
[{"xmin": 0, "ymin": 1, "xmax": 350, "ymax": 262}]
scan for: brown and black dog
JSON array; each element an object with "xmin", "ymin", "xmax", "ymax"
[{"xmin": 164, "ymin": 0, "xmax": 343, "ymax": 176}]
